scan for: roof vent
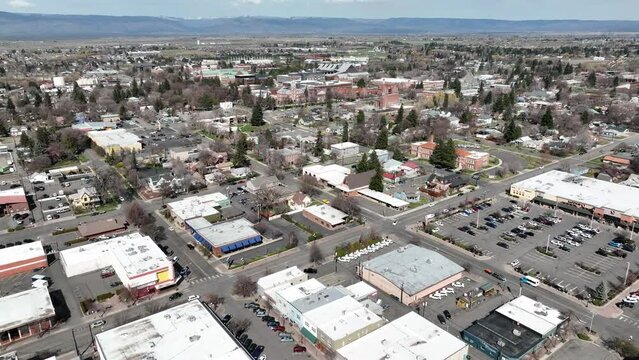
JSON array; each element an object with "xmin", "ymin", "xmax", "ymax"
[
  {"xmin": 513, "ymin": 329, "xmax": 521, "ymax": 336},
  {"xmin": 189, "ymin": 335, "xmax": 201, "ymax": 342}
]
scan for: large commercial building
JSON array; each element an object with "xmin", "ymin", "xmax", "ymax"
[
  {"xmin": 257, "ymin": 266, "xmax": 307, "ymax": 299},
  {"xmin": 302, "ymin": 164, "xmax": 352, "ymax": 187},
  {"xmin": 87, "ymin": 129, "xmax": 142, "ymax": 154},
  {"xmin": 330, "ymin": 142, "xmax": 360, "ymax": 158},
  {"xmin": 60, "ymin": 232, "xmax": 176, "ymax": 298},
  {"xmin": 186, "ymin": 218, "xmax": 262, "ymax": 257},
  {"xmin": 95, "ymin": 301, "xmax": 251, "ymax": 360},
  {"xmin": 462, "ymin": 296, "xmax": 569, "ymax": 360},
  {"xmin": 338, "ymin": 312, "xmax": 469, "ymax": 360},
  {"xmin": 510, "ymin": 170, "xmax": 639, "ymax": 225},
  {"xmin": 167, "ymin": 192, "xmax": 229, "ymax": 228},
  {"xmin": 0, "ymin": 241, "xmax": 47, "ymax": 279},
  {"xmin": 0, "ymin": 287, "xmax": 55, "ymax": 346},
  {"xmin": 0, "ymin": 187, "xmax": 28, "ymax": 215},
  {"xmin": 361, "ymin": 245, "xmax": 464, "ymax": 305}
]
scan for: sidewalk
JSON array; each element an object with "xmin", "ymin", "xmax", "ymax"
[{"xmin": 593, "ymin": 279, "xmax": 639, "ymax": 318}]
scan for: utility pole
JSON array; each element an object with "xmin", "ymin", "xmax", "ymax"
[
  {"xmin": 545, "ymin": 234, "xmax": 550, "ymax": 253},
  {"xmin": 624, "ymin": 262, "xmax": 631, "ymax": 287},
  {"xmin": 476, "ymin": 208, "xmax": 480, "ymax": 228},
  {"xmin": 589, "ymin": 312, "xmax": 595, "ymax": 334},
  {"xmin": 71, "ymin": 328, "xmax": 80, "ymax": 356},
  {"xmin": 554, "ymin": 199, "xmax": 559, "ymax": 217}
]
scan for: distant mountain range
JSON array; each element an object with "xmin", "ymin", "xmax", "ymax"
[{"xmin": 2, "ymin": 11, "xmax": 639, "ymax": 40}]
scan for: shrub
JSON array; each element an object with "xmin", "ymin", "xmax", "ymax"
[
  {"xmin": 64, "ymin": 237, "xmax": 89, "ymax": 246},
  {"xmin": 577, "ymin": 332, "xmax": 591, "ymax": 341},
  {"xmin": 96, "ymin": 292, "xmax": 115, "ymax": 302},
  {"xmin": 52, "ymin": 227, "xmax": 78, "ymax": 236}
]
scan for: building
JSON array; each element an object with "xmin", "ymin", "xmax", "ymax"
[
  {"xmin": 99, "ymin": 114, "xmax": 121, "ymax": 123},
  {"xmin": 87, "ymin": 129, "xmax": 142, "ymax": 154},
  {"xmin": 71, "ymin": 122, "xmax": 117, "ymax": 132},
  {"xmin": 331, "ymin": 142, "xmax": 360, "ymax": 158},
  {"xmin": 456, "ymin": 149, "xmax": 490, "ymax": 171},
  {"xmin": 335, "ymin": 170, "xmax": 375, "ymax": 196},
  {"xmin": 0, "ymin": 187, "xmax": 28, "ymax": 215},
  {"xmin": 303, "ymin": 164, "xmax": 352, "ymax": 187},
  {"xmin": 361, "ymin": 245, "xmax": 464, "ymax": 305},
  {"xmin": 510, "ymin": 170, "xmax": 639, "ymax": 226},
  {"xmin": 257, "ymin": 266, "xmax": 307, "ymax": 299},
  {"xmin": 290, "ymin": 287, "xmax": 350, "ymax": 334},
  {"xmin": 77, "ymin": 218, "xmax": 127, "ymax": 239},
  {"xmin": 345, "ymin": 281, "xmax": 377, "ymax": 301},
  {"xmin": 0, "ymin": 287, "xmax": 55, "ymax": 346},
  {"xmin": 246, "ymin": 175, "xmax": 280, "ymax": 194},
  {"xmin": 94, "ymin": 301, "xmax": 251, "ymax": 360},
  {"xmin": 288, "ymin": 191, "xmax": 312, "ymax": 210},
  {"xmin": 0, "ymin": 241, "xmax": 47, "ymax": 279},
  {"xmin": 60, "ymin": 232, "xmax": 177, "ymax": 298},
  {"xmin": 462, "ymin": 296, "xmax": 569, "ymax": 360},
  {"xmin": 268, "ymin": 278, "xmax": 326, "ymax": 321},
  {"xmin": 271, "ymin": 148, "xmax": 303, "ymax": 166},
  {"xmin": 338, "ymin": 312, "xmax": 469, "ymax": 360},
  {"xmin": 357, "ymin": 188, "xmax": 409, "ymax": 210},
  {"xmin": 304, "ymin": 296, "xmax": 384, "ymax": 350},
  {"xmin": 167, "ymin": 193, "xmax": 230, "ymax": 228},
  {"xmin": 186, "ymin": 218, "xmax": 262, "ymax": 257},
  {"xmin": 303, "ymin": 204, "xmax": 349, "ymax": 229},
  {"xmin": 603, "ymin": 153, "xmax": 632, "ymax": 168},
  {"xmin": 68, "ymin": 187, "xmax": 101, "ymax": 209}
]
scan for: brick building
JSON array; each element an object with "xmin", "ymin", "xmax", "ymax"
[{"xmin": 0, "ymin": 241, "xmax": 48, "ymax": 279}]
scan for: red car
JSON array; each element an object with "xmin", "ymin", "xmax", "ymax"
[
  {"xmin": 293, "ymin": 345, "xmax": 307, "ymax": 353},
  {"xmin": 272, "ymin": 325, "xmax": 285, "ymax": 332}
]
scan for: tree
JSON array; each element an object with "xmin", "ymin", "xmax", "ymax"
[
  {"xmin": 355, "ymin": 153, "xmax": 369, "ymax": 173},
  {"xmin": 406, "ymin": 109, "xmax": 418, "ymax": 128},
  {"xmin": 452, "ymin": 78, "xmax": 462, "ymax": 98},
  {"xmin": 375, "ymin": 128, "xmax": 388, "ymax": 149},
  {"xmin": 594, "ymin": 281, "xmax": 608, "ymax": 301},
  {"xmin": 341, "ymin": 121, "xmax": 349, "ymax": 142},
  {"xmin": 605, "ymin": 338, "xmax": 639, "ymax": 359},
  {"xmin": 119, "ymin": 105, "xmax": 127, "ymax": 119},
  {"xmin": 205, "ymin": 293, "xmax": 225, "ymax": 310},
  {"xmin": 541, "ymin": 108, "xmax": 554, "ymax": 129},
  {"xmin": 368, "ymin": 151, "xmax": 381, "ymax": 172},
  {"xmin": 6, "ymin": 97, "xmax": 15, "ymax": 114},
  {"xmin": 325, "ymin": 89, "xmax": 333, "ymax": 119},
  {"xmin": 580, "ymin": 111, "xmax": 590, "ymax": 125},
  {"xmin": 356, "ymin": 110, "xmax": 365, "ymax": 125},
  {"xmin": 19, "ymin": 132, "xmax": 34, "ymax": 149},
  {"xmin": 153, "ymin": 98, "xmax": 164, "ymax": 113},
  {"xmin": 483, "ymin": 91, "xmax": 493, "ymax": 105},
  {"xmin": 159, "ymin": 79, "xmax": 171, "ymax": 93},
  {"xmin": 442, "ymin": 93, "xmax": 449, "ymax": 109},
  {"xmin": 125, "ymin": 201, "xmax": 153, "ymax": 227},
  {"xmin": 72, "ymin": 82, "xmax": 86, "ymax": 104},
  {"xmin": 232, "ymin": 133, "xmax": 250, "ymax": 168},
  {"xmin": 130, "ymin": 78, "xmax": 140, "ymax": 97},
  {"xmin": 309, "ymin": 242, "xmax": 324, "ymax": 264},
  {"xmin": 232, "ymin": 275, "xmax": 257, "ymax": 297},
  {"xmin": 430, "ymin": 138, "xmax": 457, "ymax": 169},
  {"xmin": 587, "ymin": 71, "xmax": 597, "ymax": 87},
  {"xmin": 331, "ymin": 194, "xmax": 361, "ymax": 218},
  {"xmin": 369, "ymin": 169, "xmax": 384, "ymax": 192},
  {"xmin": 312, "ymin": 130, "xmax": 324, "ymax": 157},
  {"xmin": 112, "ymin": 82, "xmax": 124, "ymax": 103},
  {"xmin": 503, "ymin": 118, "xmax": 523, "ymax": 142},
  {"xmin": 250, "ymin": 102, "xmax": 264, "ymax": 126},
  {"xmin": 33, "ymin": 92, "xmax": 42, "ymax": 107},
  {"xmin": 285, "ymin": 231, "xmax": 299, "ymax": 249},
  {"xmin": 43, "ymin": 92, "xmax": 52, "ymax": 108},
  {"xmin": 300, "ymin": 175, "xmax": 321, "ymax": 196},
  {"xmin": 356, "ymin": 78, "xmax": 366, "ymax": 88},
  {"xmin": 393, "ymin": 104, "xmax": 404, "ymax": 134}
]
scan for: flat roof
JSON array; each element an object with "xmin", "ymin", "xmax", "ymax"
[
  {"xmin": 77, "ymin": 217, "xmax": 126, "ymax": 237},
  {"xmin": 363, "ymin": 245, "xmax": 464, "ymax": 295},
  {"xmin": 358, "ymin": 188, "xmax": 409, "ymax": 208},
  {"xmin": 0, "ymin": 240, "xmax": 45, "ymax": 268},
  {"xmin": 257, "ymin": 266, "xmax": 306, "ymax": 292},
  {"xmin": 187, "ymin": 218, "xmax": 260, "ymax": 247},
  {"xmin": 346, "ymin": 281, "xmax": 376, "ymax": 300},
  {"xmin": 168, "ymin": 197, "xmax": 220, "ymax": 221},
  {"xmin": 304, "ymin": 204, "xmax": 348, "ymax": 226},
  {"xmin": 0, "ymin": 287, "xmax": 55, "ymax": 333},
  {"xmin": 275, "ymin": 278, "xmax": 326, "ymax": 303},
  {"xmin": 338, "ymin": 312, "xmax": 468, "ymax": 360},
  {"xmin": 495, "ymin": 296, "xmax": 567, "ymax": 336},
  {"xmin": 290, "ymin": 286, "xmax": 349, "ymax": 314},
  {"xmin": 305, "ymin": 296, "xmax": 382, "ymax": 341},
  {"xmin": 331, "ymin": 142, "xmax": 359, "ymax": 150},
  {"xmin": 95, "ymin": 301, "xmax": 251, "ymax": 360},
  {"xmin": 87, "ymin": 129, "xmax": 141, "ymax": 147},
  {"xmin": 463, "ymin": 312, "xmax": 543, "ymax": 359},
  {"xmin": 0, "ymin": 187, "xmax": 27, "ymax": 205},
  {"xmin": 511, "ymin": 170, "xmax": 639, "ymax": 217}
]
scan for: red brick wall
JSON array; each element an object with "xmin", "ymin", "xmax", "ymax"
[{"xmin": 0, "ymin": 256, "xmax": 48, "ymax": 279}]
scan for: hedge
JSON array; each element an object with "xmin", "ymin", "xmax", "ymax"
[
  {"xmin": 96, "ymin": 292, "xmax": 115, "ymax": 302},
  {"xmin": 64, "ymin": 237, "xmax": 89, "ymax": 246},
  {"xmin": 52, "ymin": 227, "xmax": 78, "ymax": 236}
]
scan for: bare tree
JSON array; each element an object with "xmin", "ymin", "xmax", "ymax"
[
  {"xmin": 331, "ymin": 194, "xmax": 361, "ymax": 218},
  {"xmin": 285, "ymin": 231, "xmax": 299, "ymax": 248},
  {"xmin": 205, "ymin": 293, "xmax": 226, "ymax": 310},
  {"xmin": 299, "ymin": 175, "xmax": 321, "ymax": 197},
  {"xmin": 255, "ymin": 187, "xmax": 282, "ymax": 212},
  {"xmin": 126, "ymin": 201, "xmax": 153, "ymax": 227},
  {"xmin": 309, "ymin": 242, "xmax": 324, "ymax": 264},
  {"xmin": 232, "ymin": 275, "xmax": 257, "ymax": 298}
]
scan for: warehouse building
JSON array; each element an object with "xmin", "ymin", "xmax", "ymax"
[
  {"xmin": 338, "ymin": 312, "xmax": 469, "ymax": 360},
  {"xmin": 361, "ymin": 245, "xmax": 464, "ymax": 305},
  {"xmin": 95, "ymin": 301, "xmax": 251, "ymax": 360},
  {"xmin": 0, "ymin": 287, "xmax": 55, "ymax": 346},
  {"xmin": 462, "ymin": 296, "xmax": 569, "ymax": 360},
  {"xmin": 0, "ymin": 241, "xmax": 47, "ymax": 279},
  {"xmin": 510, "ymin": 170, "xmax": 639, "ymax": 226},
  {"xmin": 302, "ymin": 204, "xmax": 349, "ymax": 229},
  {"xmin": 186, "ymin": 218, "xmax": 262, "ymax": 256},
  {"xmin": 87, "ymin": 129, "xmax": 142, "ymax": 154},
  {"xmin": 60, "ymin": 232, "xmax": 176, "ymax": 298}
]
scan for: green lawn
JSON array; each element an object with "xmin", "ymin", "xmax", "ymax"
[
  {"xmin": 408, "ymin": 197, "xmax": 430, "ymax": 209},
  {"xmin": 46, "ymin": 159, "xmax": 81, "ymax": 170},
  {"xmin": 238, "ymin": 124, "xmax": 255, "ymax": 133}
]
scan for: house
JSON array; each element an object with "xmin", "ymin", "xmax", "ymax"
[
  {"xmin": 303, "ymin": 204, "xmax": 349, "ymax": 229},
  {"xmin": 99, "ymin": 114, "xmax": 121, "ymax": 123},
  {"xmin": 246, "ymin": 175, "xmax": 280, "ymax": 194},
  {"xmin": 288, "ymin": 192, "xmax": 312, "ymax": 211},
  {"xmin": 68, "ymin": 187, "xmax": 101, "ymax": 209},
  {"xmin": 414, "ymin": 141, "xmax": 437, "ymax": 159},
  {"xmin": 602, "ymin": 125, "xmax": 630, "ymax": 138},
  {"xmin": 331, "ymin": 142, "xmax": 360, "ymax": 158},
  {"xmin": 147, "ymin": 175, "xmax": 181, "ymax": 193},
  {"xmin": 401, "ymin": 161, "xmax": 420, "ymax": 178},
  {"xmin": 603, "ymin": 154, "xmax": 632, "ymax": 168},
  {"xmin": 271, "ymin": 148, "xmax": 303, "ymax": 167},
  {"xmin": 336, "ymin": 170, "xmax": 375, "ymax": 196},
  {"xmin": 10, "ymin": 126, "xmax": 28, "ymax": 137},
  {"xmin": 394, "ymin": 191, "xmax": 421, "ymax": 203}
]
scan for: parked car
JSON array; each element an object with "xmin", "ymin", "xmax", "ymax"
[
  {"xmin": 293, "ymin": 346, "xmax": 307, "ymax": 353},
  {"xmin": 169, "ymin": 292, "xmax": 183, "ymax": 301},
  {"xmin": 492, "ymin": 272, "xmax": 506, "ymax": 282},
  {"xmin": 437, "ymin": 314, "xmax": 446, "ymax": 325},
  {"xmin": 221, "ymin": 314, "xmax": 232, "ymax": 324},
  {"xmin": 303, "ymin": 267, "xmax": 318, "ymax": 274},
  {"xmin": 188, "ymin": 294, "xmax": 200, "ymax": 301},
  {"xmin": 244, "ymin": 302, "xmax": 259, "ymax": 309},
  {"xmin": 496, "ymin": 242, "xmax": 509, "ymax": 249},
  {"xmin": 443, "ymin": 310, "xmax": 451, "ymax": 319},
  {"xmin": 91, "ymin": 320, "xmax": 106, "ymax": 328}
]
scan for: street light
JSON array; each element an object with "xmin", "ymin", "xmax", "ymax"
[
  {"xmin": 624, "ymin": 262, "xmax": 631, "ymax": 287},
  {"xmin": 545, "ymin": 234, "xmax": 551, "ymax": 253}
]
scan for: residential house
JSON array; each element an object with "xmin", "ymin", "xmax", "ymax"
[
  {"xmin": 303, "ymin": 204, "xmax": 349, "ymax": 230},
  {"xmin": 147, "ymin": 175, "xmax": 181, "ymax": 193},
  {"xmin": 271, "ymin": 148, "xmax": 303, "ymax": 167},
  {"xmin": 246, "ymin": 175, "xmax": 280, "ymax": 194},
  {"xmin": 603, "ymin": 154, "xmax": 632, "ymax": 168},
  {"xmin": 288, "ymin": 192, "xmax": 312, "ymax": 211},
  {"xmin": 335, "ymin": 170, "xmax": 375, "ymax": 196},
  {"xmin": 68, "ymin": 187, "xmax": 101, "ymax": 209},
  {"xmin": 10, "ymin": 126, "xmax": 28, "ymax": 137}
]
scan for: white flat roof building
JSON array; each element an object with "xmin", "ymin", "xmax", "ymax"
[
  {"xmin": 495, "ymin": 296, "xmax": 567, "ymax": 336},
  {"xmin": 168, "ymin": 197, "xmax": 220, "ymax": 223},
  {"xmin": 59, "ymin": 232, "xmax": 175, "ymax": 290},
  {"xmin": 186, "ymin": 218, "xmax": 260, "ymax": 248},
  {"xmin": 337, "ymin": 312, "xmax": 469, "ymax": 360},
  {"xmin": 303, "ymin": 204, "xmax": 348, "ymax": 227},
  {"xmin": 510, "ymin": 170, "xmax": 639, "ymax": 219},
  {"xmin": 346, "ymin": 281, "xmax": 377, "ymax": 301},
  {"xmin": 0, "ymin": 240, "xmax": 46, "ymax": 275},
  {"xmin": 302, "ymin": 164, "xmax": 351, "ymax": 187},
  {"xmin": 358, "ymin": 188, "xmax": 409, "ymax": 209},
  {"xmin": 87, "ymin": 129, "xmax": 141, "ymax": 153},
  {"xmin": 257, "ymin": 266, "xmax": 307, "ymax": 297},
  {"xmin": 95, "ymin": 301, "xmax": 251, "ymax": 360},
  {"xmin": 269, "ymin": 278, "xmax": 326, "ymax": 317},
  {"xmin": 330, "ymin": 142, "xmax": 359, "ymax": 150},
  {"xmin": 0, "ymin": 287, "xmax": 55, "ymax": 333}
]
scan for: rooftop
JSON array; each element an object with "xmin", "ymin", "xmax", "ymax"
[
  {"xmin": 290, "ymin": 286, "xmax": 349, "ymax": 314},
  {"xmin": 362, "ymin": 245, "xmax": 464, "ymax": 295},
  {"xmin": 0, "ymin": 187, "xmax": 27, "ymax": 205},
  {"xmin": 95, "ymin": 301, "xmax": 251, "ymax": 360},
  {"xmin": 345, "ymin": 281, "xmax": 376, "ymax": 300},
  {"xmin": 257, "ymin": 266, "xmax": 306, "ymax": 292},
  {"xmin": 338, "ymin": 312, "xmax": 468, "ymax": 360},
  {"xmin": 331, "ymin": 142, "xmax": 360, "ymax": 150},
  {"xmin": 305, "ymin": 296, "xmax": 383, "ymax": 342},
  {"xmin": 168, "ymin": 196, "xmax": 220, "ymax": 221},
  {"xmin": 358, "ymin": 188, "xmax": 410, "ymax": 208},
  {"xmin": 0, "ymin": 287, "xmax": 55, "ymax": 333},
  {"xmin": 463, "ymin": 312, "xmax": 543, "ymax": 359},
  {"xmin": 274, "ymin": 278, "xmax": 326, "ymax": 303},
  {"xmin": 77, "ymin": 217, "xmax": 126, "ymax": 237},
  {"xmin": 87, "ymin": 129, "xmax": 141, "ymax": 147},
  {"xmin": 304, "ymin": 204, "xmax": 348, "ymax": 226},
  {"xmin": 495, "ymin": 296, "xmax": 567, "ymax": 336},
  {"xmin": 511, "ymin": 170, "xmax": 639, "ymax": 217},
  {"xmin": 0, "ymin": 240, "xmax": 45, "ymax": 269},
  {"xmin": 186, "ymin": 218, "xmax": 260, "ymax": 247}
]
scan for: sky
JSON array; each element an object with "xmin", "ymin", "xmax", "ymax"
[{"xmin": 1, "ymin": 0, "xmax": 639, "ymax": 20}]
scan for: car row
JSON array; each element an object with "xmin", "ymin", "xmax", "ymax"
[
  {"xmin": 428, "ymin": 281, "xmax": 466, "ymax": 300},
  {"xmin": 337, "ymin": 238, "xmax": 393, "ymax": 262}
]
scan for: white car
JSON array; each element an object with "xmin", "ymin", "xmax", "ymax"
[
  {"xmin": 435, "ymin": 221, "xmax": 444, "ymax": 226},
  {"xmin": 623, "ymin": 297, "xmax": 639, "ymax": 304},
  {"xmin": 188, "ymin": 295, "xmax": 200, "ymax": 301},
  {"xmin": 550, "ymin": 240, "xmax": 564, "ymax": 247},
  {"xmin": 392, "ymin": 220, "xmax": 398, "ymax": 226},
  {"xmin": 91, "ymin": 320, "xmax": 106, "ymax": 328},
  {"xmin": 441, "ymin": 287, "xmax": 455, "ymax": 294},
  {"xmin": 168, "ymin": 226, "xmax": 175, "ymax": 232},
  {"xmin": 510, "ymin": 259, "xmax": 520, "ymax": 267},
  {"xmin": 435, "ymin": 291, "xmax": 447, "ymax": 297},
  {"xmin": 452, "ymin": 281, "xmax": 465, "ymax": 288},
  {"xmin": 429, "ymin": 293, "xmax": 442, "ymax": 300},
  {"xmin": 566, "ymin": 240, "xmax": 581, "ymax": 247},
  {"xmin": 460, "ymin": 212, "xmax": 469, "ymax": 217},
  {"xmin": 432, "ymin": 227, "xmax": 440, "ymax": 233},
  {"xmin": 338, "ymin": 257, "xmax": 350, "ymax": 263},
  {"xmin": 425, "ymin": 214, "xmax": 435, "ymax": 220}
]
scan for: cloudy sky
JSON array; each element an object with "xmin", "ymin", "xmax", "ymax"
[{"xmin": 2, "ymin": 0, "xmax": 638, "ymax": 20}]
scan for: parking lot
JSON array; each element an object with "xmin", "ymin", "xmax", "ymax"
[{"xmin": 432, "ymin": 195, "xmax": 639, "ymax": 300}]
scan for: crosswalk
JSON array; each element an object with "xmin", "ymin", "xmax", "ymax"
[
  {"xmin": 189, "ymin": 274, "xmax": 224, "ymax": 284},
  {"xmin": 618, "ymin": 314, "xmax": 639, "ymax": 329}
]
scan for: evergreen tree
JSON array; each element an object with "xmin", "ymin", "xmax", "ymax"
[
  {"xmin": 452, "ymin": 78, "xmax": 462, "ymax": 98},
  {"xmin": 159, "ymin": 79, "xmax": 171, "ymax": 93},
  {"xmin": 613, "ymin": 76, "xmax": 620, "ymax": 88},
  {"xmin": 443, "ymin": 93, "xmax": 449, "ymax": 109},
  {"xmin": 312, "ymin": 130, "xmax": 324, "ymax": 157},
  {"xmin": 19, "ymin": 132, "xmax": 33, "ymax": 149},
  {"xmin": 72, "ymin": 82, "xmax": 86, "ymax": 104},
  {"xmin": 112, "ymin": 82, "xmax": 124, "ymax": 103},
  {"xmin": 33, "ymin": 92, "xmax": 42, "ymax": 107},
  {"xmin": 119, "ymin": 105, "xmax": 127, "ymax": 120},
  {"xmin": 43, "ymin": 92, "xmax": 52, "ymax": 108},
  {"xmin": 375, "ymin": 128, "xmax": 388, "ymax": 150},
  {"xmin": 393, "ymin": 104, "xmax": 404, "ymax": 134},
  {"xmin": 430, "ymin": 138, "xmax": 457, "ymax": 169},
  {"xmin": 503, "ymin": 118, "xmax": 522, "ymax": 143},
  {"xmin": 0, "ymin": 120, "xmax": 8, "ymax": 137},
  {"xmin": 478, "ymin": 81, "xmax": 484, "ymax": 96},
  {"xmin": 232, "ymin": 133, "xmax": 250, "ymax": 167},
  {"xmin": 355, "ymin": 153, "xmax": 369, "ymax": 173},
  {"xmin": 153, "ymin": 98, "xmax": 164, "ymax": 113},
  {"xmin": 541, "ymin": 108, "xmax": 554, "ymax": 129},
  {"xmin": 406, "ymin": 109, "xmax": 418, "ymax": 128},
  {"xmin": 341, "ymin": 122, "xmax": 349, "ymax": 142},
  {"xmin": 594, "ymin": 281, "xmax": 608, "ymax": 301},
  {"xmin": 492, "ymin": 95, "xmax": 504, "ymax": 113},
  {"xmin": 378, "ymin": 115, "xmax": 387, "ymax": 130},
  {"xmin": 325, "ymin": 89, "xmax": 333, "ymax": 119},
  {"xmin": 580, "ymin": 111, "xmax": 590, "ymax": 125},
  {"xmin": 368, "ymin": 150, "xmax": 381, "ymax": 172},
  {"xmin": 483, "ymin": 91, "xmax": 493, "ymax": 105},
  {"xmin": 6, "ymin": 97, "xmax": 15, "ymax": 114},
  {"xmin": 391, "ymin": 146, "xmax": 404, "ymax": 161},
  {"xmin": 460, "ymin": 110, "xmax": 471, "ymax": 124},
  {"xmin": 250, "ymin": 103, "xmax": 264, "ymax": 126},
  {"xmin": 130, "ymin": 79, "xmax": 140, "ymax": 97},
  {"xmin": 587, "ymin": 71, "xmax": 597, "ymax": 87},
  {"xmin": 356, "ymin": 110, "xmax": 365, "ymax": 125},
  {"xmin": 368, "ymin": 169, "xmax": 384, "ymax": 192},
  {"xmin": 356, "ymin": 78, "xmax": 366, "ymax": 88}
]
